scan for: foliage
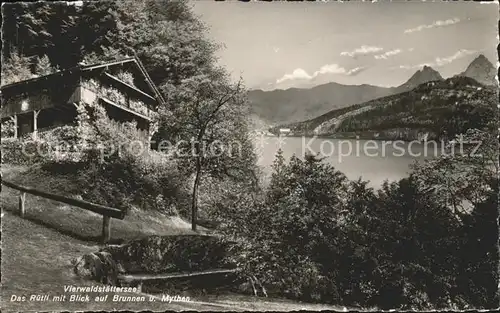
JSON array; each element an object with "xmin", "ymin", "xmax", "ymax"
[
  {"xmin": 216, "ymin": 152, "xmax": 350, "ymax": 301},
  {"xmin": 82, "ymin": 46, "xmax": 127, "ymax": 65},
  {"xmin": 2, "ymin": 1, "xmax": 120, "ymax": 69},
  {"xmin": 116, "ymin": 71, "xmax": 136, "ymax": 86},
  {"xmin": 1, "ymin": 50, "xmax": 34, "ymax": 85},
  {"xmin": 74, "ymin": 100, "xmax": 190, "ymax": 214},
  {"xmin": 1, "ymin": 138, "xmax": 44, "ymax": 165},
  {"xmin": 157, "ymin": 73, "xmax": 256, "ymax": 229},
  {"xmin": 410, "ymin": 125, "xmax": 499, "ymax": 308},
  {"xmin": 411, "ymin": 126, "xmax": 498, "ymax": 218},
  {"xmin": 2, "ymin": 0, "xmax": 258, "ymax": 227},
  {"xmin": 109, "ymin": 0, "xmax": 259, "ymax": 229},
  {"xmin": 34, "ymin": 54, "xmax": 57, "ymax": 76},
  {"xmin": 112, "ymin": 0, "xmax": 220, "ymax": 88},
  {"xmin": 456, "ymin": 181, "xmax": 499, "ymax": 308},
  {"xmin": 2, "ymin": 1, "xmax": 497, "ymax": 310},
  {"xmin": 216, "ymin": 141, "xmax": 498, "ymax": 309},
  {"xmin": 1, "ymin": 119, "xmax": 15, "ymax": 138},
  {"xmin": 1, "ymin": 125, "xmax": 81, "ymax": 165}
]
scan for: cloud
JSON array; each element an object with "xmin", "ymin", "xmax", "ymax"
[
  {"xmin": 346, "ymin": 67, "xmax": 366, "ymax": 76},
  {"xmin": 394, "ymin": 49, "xmax": 477, "ymax": 70},
  {"xmin": 340, "ymin": 45, "xmax": 383, "ymax": 57},
  {"xmin": 404, "ymin": 17, "xmax": 460, "ymax": 34},
  {"xmin": 374, "ymin": 49, "xmax": 402, "ymax": 60},
  {"xmin": 313, "ymin": 64, "xmax": 348, "ymax": 76},
  {"xmin": 434, "ymin": 49, "xmax": 476, "ymax": 66},
  {"xmin": 276, "ymin": 64, "xmax": 366, "ymax": 83},
  {"xmin": 276, "ymin": 68, "xmax": 312, "ymax": 84}
]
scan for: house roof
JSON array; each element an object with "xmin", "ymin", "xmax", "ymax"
[{"xmin": 1, "ymin": 56, "xmax": 166, "ymax": 107}]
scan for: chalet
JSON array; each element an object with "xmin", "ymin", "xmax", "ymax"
[{"xmin": 0, "ymin": 57, "xmax": 165, "ymax": 140}]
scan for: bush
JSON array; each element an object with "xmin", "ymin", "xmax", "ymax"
[
  {"xmin": 1, "ymin": 119, "xmax": 15, "ymax": 138},
  {"xmin": 78, "ymin": 150, "xmax": 190, "ymax": 215},
  {"xmin": 72, "ymin": 101, "xmax": 190, "ymax": 215},
  {"xmin": 2, "ymin": 102, "xmax": 191, "ymax": 217},
  {"xmin": 1, "ymin": 125, "xmax": 83, "ymax": 166},
  {"xmin": 215, "ymin": 145, "xmax": 497, "ymax": 309},
  {"xmin": 1, "ymin": 137, "xmax": 47, "ymax": 165},
  {"xmin": 214, "ymin": 151, "xmax": 350, "ymax": 303}
]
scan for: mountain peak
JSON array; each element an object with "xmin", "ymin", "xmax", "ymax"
[
  {"xmin": 420, "ymin": 65, "xmax": 440, "ymax": 75},
  {"xmin": 459, "ymin": 54, "xmax": 496, "ymax": 85},
  {"xmin": 396, "ymin": 65, "xmax": 443, "ymax": 92},
  {"xmin": 474, "ymin": 54, "xmax": 490, "ymax": 63}
]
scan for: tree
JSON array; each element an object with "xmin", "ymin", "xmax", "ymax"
[
  {"xmin": 1, "ymin": 50, "xmax": 33, "ymax": 85},
  {"xmin": 224, "ymin": 151, "xmax": 352, "ymax": 301},
  {"xmin": 456, "ymin": 179, "xmax": 499, "ymax": 308},
  {"xmin": 2, "ymin": 1, "xmax": 120, "ymax": 69},
  {"xmin": 157, "ymin": 72, "xmax": 252, "ymax": 230},
  {"xmin": 411, "ymin": 126, "xmax": 497, "ymax": 219},
  {"xmin": 34, "ymin": 54, "xmax": 56, "ymax": 76},
  {"xmin": 410, "ymin": 122, "xmax": 499, "ymax": 308},
  {"xmin": 106, "ymin": 0, "xmax": 258, "ymax": 230}
]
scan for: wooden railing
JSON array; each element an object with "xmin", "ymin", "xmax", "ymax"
[
  {"xmin": 117, "ymin": 268, "xmax": 240, "ymax": 284},
  {"xmin": 1, "ymin": 179, "xmax": 126, "ymax": 243}
]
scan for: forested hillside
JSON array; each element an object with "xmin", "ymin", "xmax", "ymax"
[
  {"xmin": 273, "ymin": 76, "xmax": 496, "ymax": 141},
  {"xmin": 247, "ymin": 82, "xmax": 394, "ymax": 125}
]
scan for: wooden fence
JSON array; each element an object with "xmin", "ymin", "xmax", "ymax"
[{"xmin": 1, "ymin": 179, "xmax": 125, "ymax": 243}]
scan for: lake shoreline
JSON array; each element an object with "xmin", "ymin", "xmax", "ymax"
[{"xmin": 255, "ymin": 137, "xmax": 438, "ymax": 189}]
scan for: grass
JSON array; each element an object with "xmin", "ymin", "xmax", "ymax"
[
  {"xmin": 1, "ymin": 202, "xmax": 342, "ymax": 311},
  {"xmin": 1, "ymin": 163, "xmax": 203, "ymax": 243},
  {"xmin": 0, "ymin": 210, "xmax": 242, "ymax": 311},
  {"xmin": 1, "ymin": 163, "xmax": 344, "ymax": 311}
]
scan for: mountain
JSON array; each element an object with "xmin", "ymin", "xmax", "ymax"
[
  {"xmin": 258, "ymin": 54, "xmax": 496, "ymax": 137},
  {"xmin": 457, "ymin": 54, "xmax": 497, "ymax": 86},
  {"xmin": 394, "ymin": 65, "xmax": 443, "ymax": 93},
  {"xmin": 271, "ymin": 76, "xmax": 496, "ymax": 141},
  {"xmin": 248, "ymin": 66, "xmax": 444, "ymax": 126},
  {"xmin": 248, "ymin": 83, "xmax": 394, "ymax": 125}
]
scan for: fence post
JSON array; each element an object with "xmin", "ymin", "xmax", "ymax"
[
  {"xmin": 102, "ymin": 216, "xmax": 111, "ymax": 243},
  {"xmin": 19, "ymin": 192, "xmax": 26, "ymax": 218}
]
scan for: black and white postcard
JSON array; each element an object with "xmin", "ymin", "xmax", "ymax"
[{"xmin": 1, "ymin": 0, "xmax": 498, "ymax": 311}]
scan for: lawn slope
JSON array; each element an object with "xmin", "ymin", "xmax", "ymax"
[{"xmin": 1, "ymin": 164, "xmax": 342, "ymax": 311}]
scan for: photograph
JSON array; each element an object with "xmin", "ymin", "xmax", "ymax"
[{"xmin": 1, "ymin": 0, "xmax": 498, "ymax": 311}]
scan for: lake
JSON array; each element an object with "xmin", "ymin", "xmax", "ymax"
[{"xmin": 255, "ymin": 136, "xmax": 441, "ymax": 188}]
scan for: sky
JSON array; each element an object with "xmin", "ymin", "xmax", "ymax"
[{"xmin": 191, "ymin": 0, "xmax": 498, "ymax": 90}]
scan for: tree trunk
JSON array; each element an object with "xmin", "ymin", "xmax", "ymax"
[{"xmin": 191, "ymin": 154, "xmax": 202, "ymax": 231}]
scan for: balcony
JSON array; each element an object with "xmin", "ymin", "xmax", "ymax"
[{"xmin": 80, "ymin": 79, "xmax": 155, "ymax": 121}]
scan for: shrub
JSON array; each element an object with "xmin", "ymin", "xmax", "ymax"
[
  {"xmin": 213, "ymin": 151, "xmax": 351, "ymax": 303},
  {"xmin": 215, "ymin": 146, "xmax": 497, "ymax": 309},
  {"xmin": 1, "ymin": 119, "xmax": 15, "ymax": 138},
  {"xmin": 1, "ymin": 137, "xmax": 47, "ymax": 165},
  {"xmin": 72, "ymin": 101, "xmax": 190, "ymax": 215}
]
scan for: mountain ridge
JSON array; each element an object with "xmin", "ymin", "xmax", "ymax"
[
  {"xmin": 270, "ymin": 76, "xmax": 495, "ymax": 141},
  {"xmin": 248, "ymin": 65, "xmax": 444, "ymax": 125},
  {"xmin": 248, "ymin": 55, "xmax": 496, "ymax": 127}
]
